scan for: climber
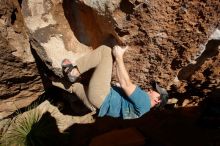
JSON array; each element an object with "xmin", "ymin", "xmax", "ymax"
[{"xmin": 55, "ymin": 45, "xmax": 168, "ymax": 119}]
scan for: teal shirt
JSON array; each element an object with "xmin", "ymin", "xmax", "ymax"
[{"xmin": 98, "ymin": 86, "xmax": 151, "ymax": 119}]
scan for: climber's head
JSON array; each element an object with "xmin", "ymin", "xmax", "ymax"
[{"xmin": 147, "ymin": 80, "xmax": 169, "ymax": 109}]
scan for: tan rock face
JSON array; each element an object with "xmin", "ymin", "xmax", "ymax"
[
  {"xmin": 0, "ymin": 0, "xmax": 220, "ymax": 118},
  {"xmin": 22, "ymin": 0, "xmax": 94, "ymax": 77},
  {"xmin": 0, "ymin": 0, "xmax": 44, "ymax": 119}
]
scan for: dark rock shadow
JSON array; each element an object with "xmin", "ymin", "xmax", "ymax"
[
  {"xmin": 178, "ymin": 39, "xmax": 220, "ymax": 80},
  {"xmin": 26, "ymin": 112, "xmax": 68, "ymax": 146},
  {"xmin": 28, "ymin": 45, "xmax": 91, "ymax": 117},
  {"xmin": 63, "ymin": 105, "xmax": 220, "ymax": 146},
  {"xmin": 197, "ymin": 88, "xmax": 220, "ymax": 129},
  {"xmin": 64, "ymin": 112, "xmax": 166, "ymax": 146},
  {"xmin": 62, "ymin": 0, "xmax": 88, "ymax": 45},
  {"xmin": 168, "ymin": 80, "xmax": 215, "ymax": 107},
  {"xmin": 169, "ymin": 48, "xmax": 219, "ymax": 108},
  {"xmin": 13, "ymin": 100, "xmax": 220, "ymax": 146},
  {"xmin": 62, "ymin": 0, "xmax": 120, "ymax": 49}
]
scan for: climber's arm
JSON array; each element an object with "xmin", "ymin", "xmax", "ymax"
[{"xmin": 113, "ymin": 46, "xmax": 136, "ymax": 96}]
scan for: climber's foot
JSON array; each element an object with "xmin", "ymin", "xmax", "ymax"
[{"xmin": 61, "ymin": 59, "xmax": 80, "ymax": 83}]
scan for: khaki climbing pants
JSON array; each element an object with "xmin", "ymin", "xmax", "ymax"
[{"xmin": 52, "ymin": 45, "xmax": 112, "ymax": 110}]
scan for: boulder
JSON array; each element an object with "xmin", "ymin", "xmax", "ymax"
[
  {"xmin": 0, "ymin": 0, "xmax": 220, "ymax": 118},
  {"xmin": 22, "ymin": 0, "xmax": 220, "ymax": 91},
  {"xmin": 0, "ymin": 0, "xmax": 44, "ymax": 119}
]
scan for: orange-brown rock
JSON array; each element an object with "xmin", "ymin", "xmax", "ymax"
[
  {"xmin": 0, "ymin": 0, "xmax": 44, "ymax": 119},
  {"xmin": 0, "ymin": 0, "xmax": 220, "ymax": 118}
]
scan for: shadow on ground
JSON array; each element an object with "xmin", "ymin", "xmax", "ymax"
[
  {"xmin": 10, "ymin": 84, "xmax": 220, "ymax": 146},
  {"xmin": 60, "ymin": 88, "xmax": 220, "ymax": 146},
  {"xmin": 64, "ymin": 108, "xmax": 220, "ymax": 146},
  {"xmin": 26, "ymin": 112, "xmax": 67, "ymax": 146}
]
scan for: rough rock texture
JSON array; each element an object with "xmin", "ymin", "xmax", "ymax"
[
  {"xmin": 21, "ymin": 0, "xmax": 220, "ymax": 90},
  {"xmin": 0, "ymin": 0, "xmax": 220, "ymax": 118},
  {"xmin": 0, "ymin": 0, "xmax": 44, "ymax": 119},
  {"xmin": 109, "ymin": 0, "xmax": 220, "ymax": 107},
  {"xmin": 24, "ymin": 0, "xmax": 220, "ymax": 84},
  {"xmin": 0, "ymin": 0, "xmax": 219, "ymax": 145},
  {"xmin": 110, "ymin": 0, "xmax": 220, "ymax": 89},
  {"xmin": 21, "ymin": 0, "xmax": 93, "ymax": 77}
]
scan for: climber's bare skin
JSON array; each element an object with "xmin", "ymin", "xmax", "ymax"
[
  {"xmin": 61, "ymin": 47, "xmax": 161, "ymax": 108},
  {"xmin": 113, "ymin": 46, "xmax": 161, "ymax": 107}
]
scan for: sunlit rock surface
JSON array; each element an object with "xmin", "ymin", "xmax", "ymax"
[
  {"xmin": 0, "ymin": 0, "xmax": 220, "ymax": 118},
  {"xmin": 0, "ymin": 0, "xmax": 44, "ymax": 119}
]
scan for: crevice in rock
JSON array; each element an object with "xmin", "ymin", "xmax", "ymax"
[
  {"xmin": 171, "ymin": 58, "xmax": 183, "ymax": 70},
  {"xmin": 120, "ymin": 0, "xmax": 134, "ymax": 14},
  {"xmin": 62, "ymin": 0, "xmax": 116, "ymax": 48},
  {"xmin": 18, "ymin": 0, "xmax": 23, "ymax": 7},
  {"xmin": 1, "ymin": 75, "xmax": 39, "ymax": 84},
  {"xmin": 10, "ymin": 8, "xmax": 17, "ymax": 25},
  {"xmin": 178, "ymin": 39, "xmax": 220, "ymax": 80},
  {"xmin": 115, "ymin": 27, "xmax": 130, "ymax": 37},
  {"xmin": 173, "ymin": 41, "xmax": 186, "ymax": 57},
  {"xmin": 198, "ymin": 10, "xmax": 205, "ymax": 20},
  {"xmin": 30, "ymin": 46, "xmax": 53, "ymax": 89},
  {"xmin": 195, "ymin": 23, "xmax": 205, "ymax": 34},
  {"xmin": 0, "ymin": 91, "xmax": 20, "ymax": 100}
]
